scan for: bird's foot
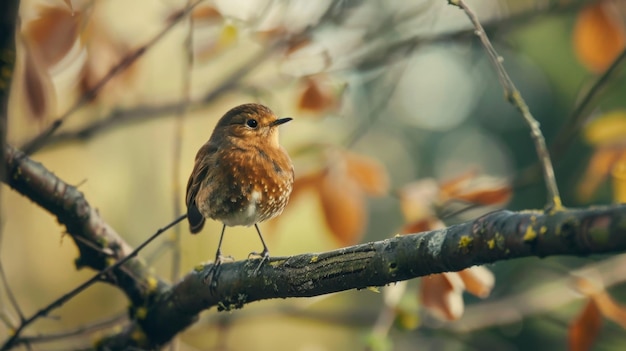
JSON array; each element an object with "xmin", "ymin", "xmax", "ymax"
[
  {"xmin": 203, "ymin": 254, "xmax": 234, "ymax": 288},
  {"xmin": 248, "ymin": 250, "xmax": 270, "ymax": 275}
]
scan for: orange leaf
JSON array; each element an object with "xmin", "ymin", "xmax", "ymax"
[
  {"xmin": 420, "ymin": 273, "xmax": 465, "ymax": 321},
  {"xmin": 298, "ymin": 77, "xmax": 337, "ymax": 113},
  {"xmin": 452, "ymin": 187, "xmax": 512, "ymax": 206},
  {"xmin": 400, "ymin": 219, "xmax": 433, "ymax": 235},
  {"xmin": 440, "ymin": 172, "xmax": 511, "ymax": 206},
  {"xmin": 592, "ymin": 291, "xmax": 626, "ymax": 329},
  {"xmin": 23, "ymin": 6, "xmax": 81, "ymax": 68},
  {"xmin": 400, "ymin": 218, "xmax": 445, "ymax": 235},
  {"xmin": 318, "ymin": 168, "xmax": 366, "ymax": 246},
  {"xmin": 569, "ymin": 299, "xmax": 603, "ymax": 351},
  {"xmin": 457, "ymin": 266, "xmax": 495, "ymax": 299},
  {"xmin": 578, "ymin": 148, "xmax": 626, "ymax": 201},
  {"xmin": 191, "ymin": 6, "xmax": 222, "ymax": 22},
  {"xmin": 342, "ymin": 151, "xmax": 389, "ymax": 196},
  {"xmin": 439, "ymin": 170, "xmax": 478, "ymax": 198},
  {"xmin": 398, "ymin": 179, "xmax": 440, "ymax": 222},
  {"xmin": 574, "ymin": 1, "xmax": 626, "ymax": 73}
]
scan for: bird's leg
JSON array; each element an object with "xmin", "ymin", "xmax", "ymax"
[
  {"xmin": 204, "ymin": 225, "xmax": 232, "ymax": 285},
  {"xmin": 248, "ymin": 224, "xmax": 270, "ymax": 275}
]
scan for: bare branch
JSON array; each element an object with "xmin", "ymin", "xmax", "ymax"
[
  {"xmin": 1, "ymin": 144, "xmax": 180, "ymax": 350},
  {"xmin": 447, "ymin": 0, "xmax": 563, "ymax": 211},
  {"xmin": 98, "ymin": 204, "xmax": 626, "ymax": 349}
]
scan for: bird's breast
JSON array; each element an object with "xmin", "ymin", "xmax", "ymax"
[{"xmin": 197, "ymin": 144, "xmax": 293, "ymax": 227}]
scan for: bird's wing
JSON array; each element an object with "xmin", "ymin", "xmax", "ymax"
[{"xmin": 186, "ymin": 142, "xmax": 217, "ymax": 234}]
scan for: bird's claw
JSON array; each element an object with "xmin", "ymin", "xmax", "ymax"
[
  {"xmin": 203, "ymin": 254, "xmax": 234, "ymax": 288},
  {"xmin": 249, "ymin": 250, "xmax": 270, "ymax": 275}
]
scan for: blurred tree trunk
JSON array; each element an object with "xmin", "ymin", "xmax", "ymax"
[{"xmin": 0, "ymin": 0, "xmax": 19, "ymax": 180}]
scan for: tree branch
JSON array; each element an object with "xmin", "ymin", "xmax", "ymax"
[{"xmin": 4, "ymin": 143, "xmax": 626, "ymax": 350}]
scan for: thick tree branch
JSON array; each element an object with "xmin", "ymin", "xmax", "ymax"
[
  {"xmin": 4, "ymin": 144, "xmax": 626, "ymax": 350},
  {"xmin": 3, "ymin": 144, "xmax": 167, "ymax": 304}
]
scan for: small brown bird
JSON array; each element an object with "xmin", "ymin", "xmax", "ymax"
[{"xmin": 186, "ymin": 103, "xmax": 294, "ymax": 272}]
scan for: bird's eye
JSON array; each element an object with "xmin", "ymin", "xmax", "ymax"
[{"xmin": 246, "ymin": 119, "xmax": 258, "ymax": 128}]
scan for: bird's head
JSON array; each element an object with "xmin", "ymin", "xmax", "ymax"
[{"xmin": 213, "ymin": 103, "xmax": 292, "ymax": 148}]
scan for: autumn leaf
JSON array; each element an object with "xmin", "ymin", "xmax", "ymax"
[
  {"xmin": 578, "ymin": 148, "xmax": 626, "ymax": 201},
  {"xmin": 457, "ymin": 266, "xmax": 495, "ymax": 299},
  {"xmin": 573, "ymin": 1, "xmax": 626, "ymax": 73},
  {"xmin": 584, "ymin": 111, "xmax": 626, "ymax": 146},
  {"xmin": 318, "ymin": 166, "xmax": 366, "ymax": 246},
  {"xmin": 298, "ymin": 76, "xmax": 339, "ymax": 114},
  {"xmin": 569, "ymin": 299, "xmax": 603, "ymax": 351},
  {"xmin": 342, "ymin": 150, "xmax": 390, "ymax": 196},
  {"xmin": 420, "ymin": 273, "xmax": 465, "ymax": 321},
  {"xmin": 398, "ymin": 179, "xmax": 440, "ymax": 222},
  {"xmin": 440, "ymin": 171, "xmax": 511, "ymax": 206},
  {"xmin": 20, "ymin": 42, "xmax": 55, "ymax": 122},
  {"xmin": 23, "ymin": 5, "xmax": 82, "ymax": 69},
  {"xmin": 191, "ymin": 6, "xmax": 222, "ymax": 22}
]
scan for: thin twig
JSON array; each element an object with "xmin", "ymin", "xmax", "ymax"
[
  {"xmin": 0, "ymin": 261, "xmax": 22, "ymax": 323},
  {"xmin": 0, "ymin": 215, "xmax": 186, "ymax": 351},
  {"xmin": 0, "ymin": 215, "xmax": 24, "ymax": 324},
  {"xmin": 15, "ymin": 312, "xmax": 126, "ymax": 346},
  {"xmin": 447, "ymin": 0, "xmax": 563, "ymax": 212},
  {"xmin": 20, "ymin": 0, "xmax": 205, "ymax": 155},
  {"xmin": 30, "ymin": 39, "xmax": 282, "ymax": 153}
]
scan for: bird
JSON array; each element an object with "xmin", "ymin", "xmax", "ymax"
[{"xmin": 185, "ymin": 103, "xmax": 294, "ymax": 276}]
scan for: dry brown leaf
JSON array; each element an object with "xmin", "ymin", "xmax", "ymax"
[
  {"xmin": 20, "ymin": 42, "xmax": 55, "ymax": 122},
  {"xmin": 439, "ymin": 170, "xmax": 478, "ymax": 198},
  {"xmin": 457, "ymin": 266, "xmax": 495, "ymax": 299},
  {"xmin": 440, "ymin": 171, "xmax": 511, "ymax": 206},
  {"xmin": 452, "ymin": 186, "xmax": 512, "ymax": 206},
  {"xmin": 342, "ymin": 150, "xmax": 390, "ymax": 196},
  {"xmin": 318, "ymin": 167, "xmax": 366, "ymax": 246},
  {"xmin": 398, "ymin": 179, "xmax": 440, "ymax": 222},
  {"xmin": 285, "ymin": 36, "xmax": 312, "ymax": 56},
  {"xmin": 574, "ymin": 1, "xmax": 626, "ymax": 72},
  {"xmin": 191, "ymin": 6, "xmax": 222, "ymax": 21},
  {"xmin": 298, "ymin": 76, "xmax": 337, "ymax": 114},
  {"xmin": 420, "ymin": 273, "xmax": 465, "ymax": 321},
  {"xmin": 23, "ymin": 6, "xmax": 81, "ymax": 69},
  {"xmin": 569, "ymin": 299, "xmax": 603, "ymax": 351}
]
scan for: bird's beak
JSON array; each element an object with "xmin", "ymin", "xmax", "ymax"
[{"xmin": 270, "ymin": 117, "xmax": 293, "ymax": 127}]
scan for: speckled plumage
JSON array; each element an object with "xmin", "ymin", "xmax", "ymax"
[{"xmin": 185, "ymin": 103, "xmax": 294, "ymax": 264}]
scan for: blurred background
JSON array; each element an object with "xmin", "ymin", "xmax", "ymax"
[{"xmin": 2, "ymin": 0, "xmax": 626, "ymax": 350}]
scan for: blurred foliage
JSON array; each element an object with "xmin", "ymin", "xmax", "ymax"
[{"xmin": 2, "ymin": 0, "xmax": 626, "ymax": 350}]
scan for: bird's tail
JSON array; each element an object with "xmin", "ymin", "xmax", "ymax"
[{"xmin": 187, "ymin": 204, "xmax": 205, "ymax": 234}]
